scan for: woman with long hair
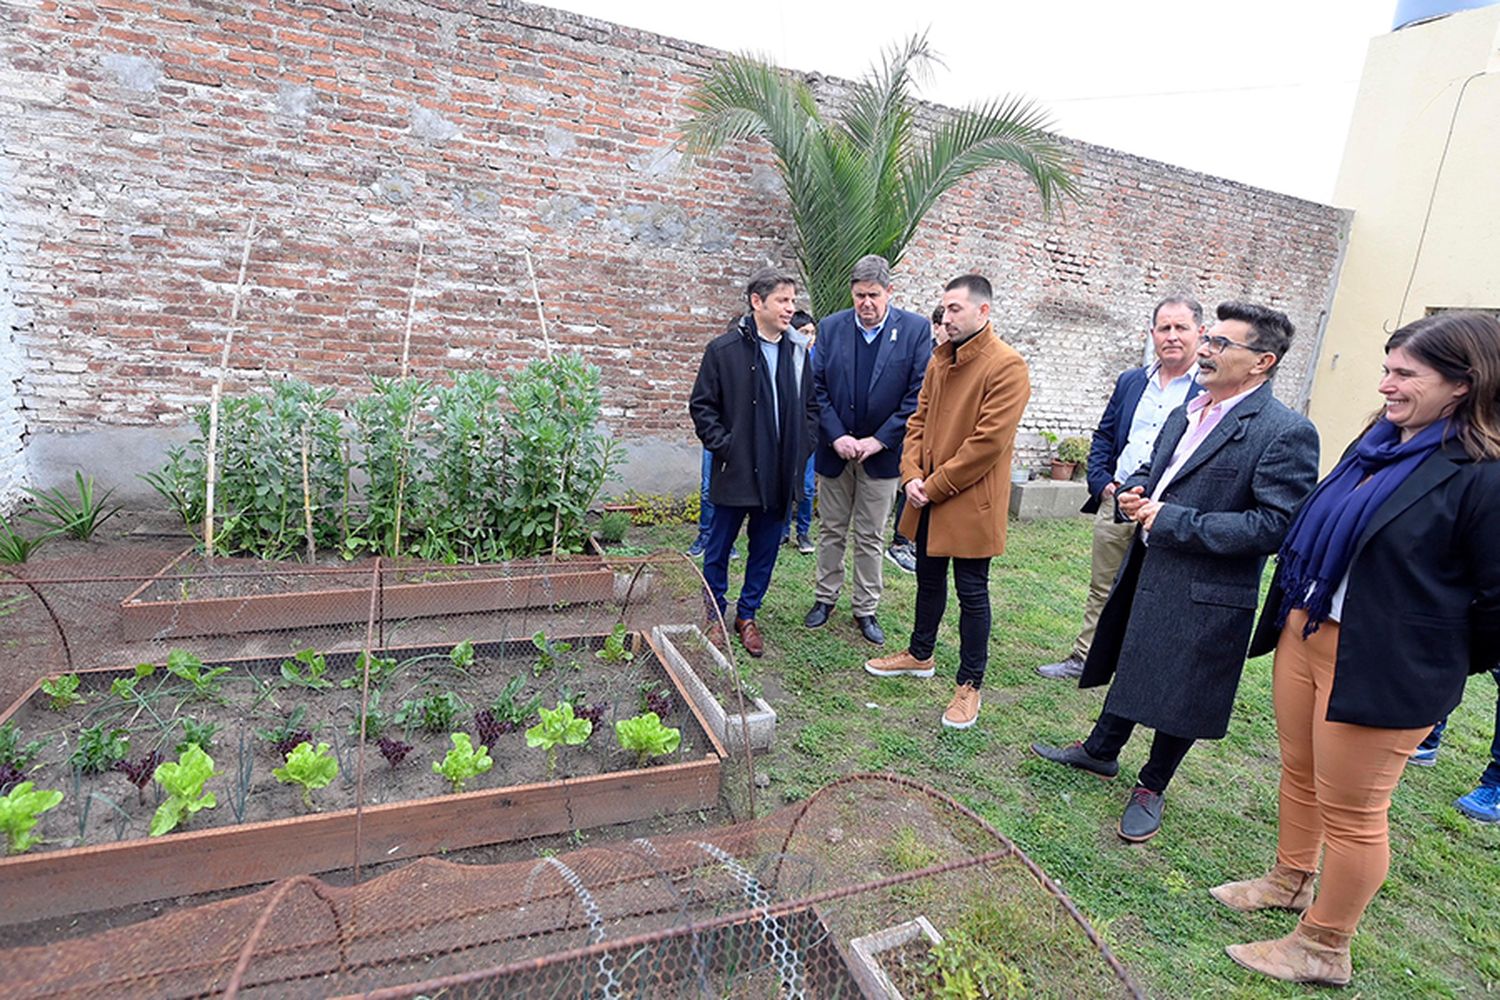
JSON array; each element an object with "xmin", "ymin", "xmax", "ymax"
[{"xmin": 1213, "ymin": 311, "xmax": 1500, "ymax": 986}]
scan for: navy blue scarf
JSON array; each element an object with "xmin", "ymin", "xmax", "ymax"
[{"xmin": 1275, "ymin": 418, "xmax": 1447, "ymax": 635}]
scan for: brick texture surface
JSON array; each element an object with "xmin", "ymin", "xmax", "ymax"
[{"xmin": 0, "ymin": 0, "xmax": 1349, "ymax": 482}]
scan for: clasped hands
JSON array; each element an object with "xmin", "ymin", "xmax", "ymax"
[
  {"xmin": 833, "ymin": 434, "xmax": 885, "ymax": 463},
  {"xmin": 1116, "ymin": 485, "xmax": 1162, "ymax": 531}
]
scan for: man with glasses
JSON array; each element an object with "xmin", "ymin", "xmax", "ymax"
[
  {"xmin": 1038, "ymin": 296, "xmax": 1206, "ymax": 680},
  {"xmin": 1031, "ymin": 301, "xmax": 1319, "ymax": 843}
]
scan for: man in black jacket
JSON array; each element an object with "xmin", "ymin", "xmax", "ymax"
[{"xmin": 689, "ymin": 267, "xmax": 818, "ymax": 657}]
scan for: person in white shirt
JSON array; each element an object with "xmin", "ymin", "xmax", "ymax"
[{"xmin": 1037, "ymin": 296, "xmax": 1205, "ymax": 680}]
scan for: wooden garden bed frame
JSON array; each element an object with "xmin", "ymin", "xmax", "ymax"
[{"xmin": 0, "ymin": 632, "xmax": 724, "ymax": 925}]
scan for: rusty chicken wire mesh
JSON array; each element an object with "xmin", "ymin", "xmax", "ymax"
[
  {"xmin": 1, "ymin": 774, "xmax": 1142, "ymax": 999},
  {"xmin": 0, "ymin": 547, "xmax": 767, "ymax": 926}
]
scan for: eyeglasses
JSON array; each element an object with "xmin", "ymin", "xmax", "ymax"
[{"xmin": 1201, "ymin": 334, "xmax": 1266, "ymax": 355}]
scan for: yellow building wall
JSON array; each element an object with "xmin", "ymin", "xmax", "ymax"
[{"xmin": 1307, "ymin": 5, "xmax": 1500, "ymax": 464}]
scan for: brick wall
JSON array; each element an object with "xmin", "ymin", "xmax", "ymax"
[
  {"xmin": 0, "ymin": 0, "xmax": 1349, "ymax": 495},
  {"xmin": 0, "ymin": 135, "xmax": 29, "ymax": 511}
]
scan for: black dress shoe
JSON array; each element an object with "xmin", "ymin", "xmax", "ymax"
[
  {"xmin": 854, "ymin": 614, "xmax": 885, "ymax": 645},
  {"xmin": 1118, "ymin": 786, "xmax": 1165, "ymax": 842},
  {"xmin": 803, "ymin": 601, "xmax": 834, "ymax": 629},
  {"xmin": 1029, "ymin": 741, "xmax": 1120, "ymax": 779}
]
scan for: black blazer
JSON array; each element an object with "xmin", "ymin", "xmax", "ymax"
[{"xmin": 1250, "ymin": 438, "xmax": 1500, "ymax": 728}]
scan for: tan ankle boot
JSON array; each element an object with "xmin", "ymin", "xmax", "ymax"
[
  {"xmin": 1210, "ymin": 863, "xmax": 1315, "ymax": 913},
  {"xmin": 1226, "ymin": 917, "xmax": 1353, "ymax": 986}
]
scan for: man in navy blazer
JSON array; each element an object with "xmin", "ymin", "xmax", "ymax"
[
  {"xmin": 804, "ymin": 255, "xmax": 933, "ymax": 645},
  {"xmin": 1037, "ymin": 295, "xmax": 1206, "ymax": 679}
]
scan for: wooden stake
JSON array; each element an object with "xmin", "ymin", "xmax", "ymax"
[
  {"xmin": 301, "ymin": 423, "xmax": 316, "ymax": 563},
  {"xmin": 203, "ymin": 215, "xmax": 257, "ymax": 561},
  {"xmin": 523, "ymin": 247, "xmax": 553, "ymax": 361},
  {"xmin": 398, "ymin": 239, "xmax": 424, "ymax": 379}
]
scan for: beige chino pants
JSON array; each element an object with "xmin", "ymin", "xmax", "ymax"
[
  {"xmin": 813, "ymin": 462, "xmax": 899, "ymax": 616},
  {"xmin": 1073, "ymin": 501, "xmax": 1138, "ymax": 660}
]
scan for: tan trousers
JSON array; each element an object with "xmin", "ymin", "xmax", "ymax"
[
  {"xmin": 814, "ymin": 463, "xmax": 899, "ymax": 616},
  {"xmin": 1073, "ymin": 502, "xmax": 1137, "ymax": 659},
  {"xmin": 1273, "ymin": 610, "xmax": 1429, "ymax": 934}
]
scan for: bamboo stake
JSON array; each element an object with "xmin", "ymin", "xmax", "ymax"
[
  {"xmin": 203, "ymin": 215, "xmax": 257, "ymax": 561},
  {"xmin": 398, "ymin": 239, "xmax": 424, "ymax": 379},
  {"xmin": 523, "ymin": 247, "xmax": 553, "ymax": 361},
  {"xmin": 300, "ymin": 423, "xmax": 316, "ymax": 562}
]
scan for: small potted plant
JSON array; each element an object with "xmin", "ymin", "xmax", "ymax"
[{"xmin": 1052, "ymin": 436, "xmax": 1089, "ymax": 481}]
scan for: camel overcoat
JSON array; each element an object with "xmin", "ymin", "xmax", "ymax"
[{"xmin": 897, "ymin": 324, "xmax": 1031, "ymax": 558}]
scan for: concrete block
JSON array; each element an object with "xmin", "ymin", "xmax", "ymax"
[{"xmin": 1009, "ymin": 479, "xmax": 1089, "ymax": 520}]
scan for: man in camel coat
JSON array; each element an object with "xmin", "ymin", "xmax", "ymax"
[{"xmin": 864, "ymin": 274, "xmax": 1032, "ymax": 730}]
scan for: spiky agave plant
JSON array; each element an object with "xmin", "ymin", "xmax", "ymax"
[{"xmin": 678, "ymin": 33, "xmax": 1077, "ymax": 319}]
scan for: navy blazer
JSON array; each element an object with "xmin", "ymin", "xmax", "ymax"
[
  {"xmin": 1082, "ymin": 364, "xmax": 1204, "ymax": 513},
  {"xmin": 812, "ymin": 305, "xmax": 933, "ymax": 481}
]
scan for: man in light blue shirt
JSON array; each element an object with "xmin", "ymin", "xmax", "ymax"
[{"xmin": 1037, "ymin": 296, "xmax": 1205, "ymax": 679}]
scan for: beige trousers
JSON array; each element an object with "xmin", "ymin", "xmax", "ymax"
[
  {"xmin": 1073, "ymin": 501, "xmax": 1137, "ymax": 659},
  {"xmin": 813, "ymin": 462, "xmax": 899, "ymax": 616}
]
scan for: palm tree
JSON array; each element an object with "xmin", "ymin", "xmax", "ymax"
[{"xmin": 678, "ymin": 35, "xmax": 1078, "ymax": 319}]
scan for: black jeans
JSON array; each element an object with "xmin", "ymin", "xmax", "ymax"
[
  {"xmin": 1084, "ymin": 711, "xmax": 1195, "ymax": 793},
  {"xmin": 891, "ymin": 491, "xmax": 909, "ymax": 546},
  {"xmin": 907, "ymin": 508, "xmax": 991, "ymax": 688}
]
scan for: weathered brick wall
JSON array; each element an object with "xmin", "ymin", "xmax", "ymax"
[
  {"xmin": 0, "ymin": 137, "xmax": 29, "ymax": 511},
  {"xmin": 0, "ymin": 0, "xmax": 1349, "ymax": 496}
]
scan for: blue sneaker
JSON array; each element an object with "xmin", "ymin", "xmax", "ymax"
[
  {"xmin": 687, "ymin": 537, "xmax": 708, "ymax": 558},
  {"xmin": 1408, "ymin": 745, "xmax": 1439, "ymax": 767},
  {"xmin": 1455, "ymin": 785, "xmax": 1500, "ymax": 823}
]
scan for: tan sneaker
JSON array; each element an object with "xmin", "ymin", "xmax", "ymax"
[
  {"xmin": 864, "ymin": 650, "xmax": 935, "ymax": 678},
  {"xmin": 942, "ymin": 683, "xmax": 981, "ymax": 729}
]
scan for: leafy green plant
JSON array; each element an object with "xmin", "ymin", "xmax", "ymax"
[
  {"xmin": 1057, "ymin": 435, "xmax": 1090, "ymax": 465},
  {"xmin": 40, "ymin": 673, "xmax": 85, "ymax": 710},
  {"xmin": 177, "ymin": 716, "xmax": 219, "ymax": 754},
  {"xmin": 395, "ymin": 691, "xmax": 467, "ymax": 734},
  {"xmin": 596, "ymin": 510, "xmax": 631, "ymax": 544},
  {"xmin": 256, "ymin": 706, "xmax": 313, "ymax": 759},
  {"xmin": 918, "ymin": 903, "xmax": 1028, "ymax": 999},
  {"xmin": 69, "ymin": 725, "xmax": 129, "ymax": 774},
  {"xmin": 165, "ymin": 650, "xmax": 230, "ymax": 698},
  {"xmin": 449, "ymin": 640, "xmax": 475, "ymax": 672},
  {"xmin": 595, "ymin": 622, "xmax": 634, "ymax": 663},
  {"xmin": 111, "ymin": 662, "xmax": 158, "ymax": 703},
  {"xmin": 340, "ymin": 651, "xmax": 399, "ymax": 690},
  {"xmin": 273, "ymin": 741, "xmax": 339, "ymax": 809},
  {"xmin": 21, "ymin": 471, "xmax": 123, "ymax": 541},
  {"xmin": 531, "ymin": 630, "xmax": 573, "ymax": 677},
  {"xmin": 614, "ymin": 712, "xmax": 681, "ymax": 767},
  {"xmin": 348, "ymin": 689, "xmax": 392, "ymax": 740},
  {"xmin": 0, "ymin": 782, "xmax": 64, "ymax": 854},
  {"xmin": 0, "ymin": 723, "xmax": 45, "ymax": 769},
  {"xmin": 0, "ymin": 516, "xmax": 53, "ymax": 564},
  {"xmin": 420, "ymin": 370, "xmax": 511, "ymax": 562},
  {"xmin": 489, "ymin": 675, "xmax": 542, "ymax": 730},
  {"xmin": 279, "ymin": 648, "xmax": 333, "ymax": 690},
  {"xmin": 349, "ymin": 375, "xmax": 435, "ymax": 559},
  {"xmin": 150, "ymin": 744, "xmax": 219, "ymax": 837},
  {"xmin": 615, "ymin": 490, "xmax": 699, "ymax": 527},
  {"xmin": 678, "ymin": 34, "xmax": 1074, "ymax": 319},
  {"xmin": 525, "ymin": 702, "xmax": 593, "ymax": 777},
  {"xmin": 433, "ymin": 732, "xmax": 493, "ymax": 793}
]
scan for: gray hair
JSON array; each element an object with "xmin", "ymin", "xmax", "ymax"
[
  {"xmin": 745, "ymin": 266, "xmax": 797, "ymax": 306},
  {"xmin": 849, "ymin": 254, "xmax": 892, "ymax": 287}
]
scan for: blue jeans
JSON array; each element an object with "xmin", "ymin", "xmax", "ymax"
[
  {"xmin": 695, "ymin": 449, "xmax": 717, "ymax": 546},
  {"xmin": 783, "ymin": 456, "xmax": 816, "ymax": 539},
  {"xmin": 703, "ymin": 504, "xmax": 788, "ymax": 621},
  {"xmin": 1418, "ymin": 666, "xmax": 1500, "ymax": 787}
]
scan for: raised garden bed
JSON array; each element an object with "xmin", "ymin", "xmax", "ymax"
[
  {"xmin": 848, "ymin": 916, "xmax": 942, "ymax": 1000},
  {"xmin": 118, "ymin": 541, "xmax": 614, "ymax": 640},
  {"xmin": 653, "ymin": 623, "xmax": 776, "ymax": 753},
  {"xmin": 0, "ymin": 631, "xmax": 722, "ymax": 924}
]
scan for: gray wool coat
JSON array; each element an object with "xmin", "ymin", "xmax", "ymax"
[{"xmin": 1080, "ymin": 380, "xmax": 1320, "ymax": 740}]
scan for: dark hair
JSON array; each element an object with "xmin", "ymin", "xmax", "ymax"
[
  {"xmin": 931, "ymin": 305, "xmax": 945, "ymax": 326},
  {"xmin": 1215, "ymin": 301, "xmax": 1294, "ymax": 367},
  {"xmin": 745, "ymin": 267, "xmax": 797, "ymax": 306},
  {"xmin": 944, "ymin": 274, "xmax": 992, "ymax": 303},
  {"xmin": 790, "ymin": 310, "xmax": 816, "ymax": 330},
  {"xmin": 1152, "ymin": 294, "xmax": 1204, "ymax": 327},
  {"xmin": 1383, "ymin": 311, "xmax": 1500, "ymax": 461}
]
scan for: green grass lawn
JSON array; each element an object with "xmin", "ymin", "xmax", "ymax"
[{"xmin": 639, "ymin": 517, "xmax": 1500, "ymax": 998}]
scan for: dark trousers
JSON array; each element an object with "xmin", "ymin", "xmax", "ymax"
[
  {"xmin": 703, "ymin": 503, "xmax": 787, "ymax": 621},
  {"xmin": 1418, "ymin": 666, "xmax": 1500, "ymax": 788},
  {"xmin": 891, "ymin": 491, "xmax": 909, "ymax": 546},
  {"xmin": 1084, "ymin": 711, "xmax": 1196, "ymax": 793},
  {"xmin": 907, "ymin": 509, "xmax": 991, "ymax": 688},
  {"xmin": 694, "ymin": 449, "xmax": 718, "ymax": 545}
]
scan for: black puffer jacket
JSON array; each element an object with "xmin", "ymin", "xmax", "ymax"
[{"xmin": 688, "ymin": 315, "xmax": 817, "ymax": 511}]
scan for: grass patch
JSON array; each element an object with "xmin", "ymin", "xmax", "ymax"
[{"xmin": 638, "ymin": 517, "xmax": 1500, "ymax": 996}]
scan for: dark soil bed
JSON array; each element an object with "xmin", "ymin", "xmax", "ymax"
[{"xmin": 0, "ymin": 633, "xmax": 706, "ymax": 853}]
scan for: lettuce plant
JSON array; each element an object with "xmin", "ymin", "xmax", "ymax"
[
  {"xmin": 595, "ymin": 622, "xmax": 634, "ymax": 663},
  {"xmin": 165, "ymin": 650, "xmax": 230, "ymax": 698},
  {"xmin": 40, "ymin": 673, "xmax": 85, "ymax": 710},
  {"xmin": 0, "ymin": 781, "xmax": 64, "ymax": 854},
  {"xmin": 433, "ymin": 733, "xmax": 492, "ymax": 792},
  {"xmin": 273, "ymin": 741, "xmax": 339, "ymax": 809},
  {"xmin": 449, "ymin": 640, "xmax": 475, "ymax": 672},
  {"xmin": 531, "ymin": 631, "xmax": 572, "ymax": 677},
  {"xmin": 615, "ymin": 712, "xmax": 681, "ymax": 766},
  {"xmin": 376, "ymin": 736, "xmax": 412, "ymax": 768},
  {"xmin": 279, "ymin": 648, "xmax": 332, "ymax": 690},
  {"xmin": 114, "ymin": 750, "xmax": 164, "ymax": 804},
  {"xmin": 525, "ymin": 702, "xmax": 592, "ymax": 777},
  {"xmin": 150, "ymin": 744, "xmax": 219, "ymax": 837},
  {"xmin": 395, "ymin": 691, "xmax": 466, "ymax": 734}
]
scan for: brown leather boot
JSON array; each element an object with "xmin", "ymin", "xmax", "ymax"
[
  {"xmin": 1210, "ymin": 863, "xmax": 1315, "ymax": 913},
  {"xmin": 1226, "ymin": 917, "xmax": 1352, "ymax": 987}
]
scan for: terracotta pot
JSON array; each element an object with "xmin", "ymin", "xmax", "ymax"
[{"xmin": 1049, "ymin": 459, "xmax": 1077, "ymax": 481}]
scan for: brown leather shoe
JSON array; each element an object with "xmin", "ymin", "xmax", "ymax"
[
  {"xmin": 1211, "ymin": 863, "xmax": 1315, "ymax": 913},
  {"xmin": 1226, "ymin": 917, "xmax": 1352, "ymax": 986},
  {"xmin": 734, "ymin": 617, "xmax": 764, "ymax": 658}
]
